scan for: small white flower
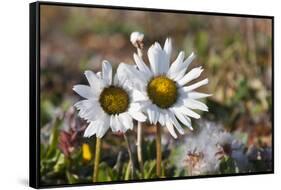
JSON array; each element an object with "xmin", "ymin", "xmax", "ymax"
[
  {"xmin": 123, "ymin": 38, "xmax": 210, "ymax": 138},
  {"xmin": 130, "ymin": 31, "xmax": 144, "ymax": 47},
  {"xmin": 73, "ymin": 61, "xmax": 147, "ymax": 138}
]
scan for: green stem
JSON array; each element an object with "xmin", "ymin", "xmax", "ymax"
[
  {"xmin": 124, "ymin": 133, "xmax": 136, "ymax": 179},
  {"xmin": 93, "ymin": 137, "xmax": 101, "ymax": 183},
  {"xmin": 124, "ymin": 161, "xmax": 131, "ymax": 180},
  {"xmin": 137, "ymin": 122, "xmax": 144, "ymax": 178},
  {"xmin": 156, "ymin": 124, "xmax": 162, "ymax": 177},
  {"xmin": 136, "ymin": 46, "xmax": 145, "ymax": 179}
]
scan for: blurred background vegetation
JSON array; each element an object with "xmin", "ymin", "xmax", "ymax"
[{"xmin": 40, "ymin": 5, "xmax": 272, "ymax": 185}]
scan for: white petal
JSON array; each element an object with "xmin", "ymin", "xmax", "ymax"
[
  {"xmin": 96, "ymin": 116, "xmax": 110, "ymax": 138},
  {"xmin": 84, "ymin": 118, "xmax": 109, "ymax": 138},
  {"xmin": 154, "ymin": 42, "xmax": 162, "ymax": 50},
  {"xmin": 96, "ymin": 72, "xmax": 102, "ymax": 79},
  {"xmin": 183, "ymin": 52, "xmax": 196, "ymax": 68},
  {"xmin": 173, "ymin": 104, "xmax": 200, "ymax": 119},
  {"xmin": 110, "ymin": 115, "xmax": 121, "ymax": 132},
  {"xmin": 114, "ymin": 115, "xmax": 125, "ymax": 132},
  {"xmin": 118, "ymin": 113, "xmax": 133, "ymax": 130},
  {"xmin": 109, "ymin": 116, "xmax": 116, "ymax": 131},
  {"xmin": 74, "ymin": 100, "xmax": 104, "ymax": 122},
  {"xmin": 133, "ymin": 53, "xmax": 152, "ymax": 77},
  {"xmin": 183, "ymin": 99, "xmax": 208, "ymax": 111},
  {"xmin": 131, "ymin": 89, "xmax": 148, "ymax": 102},
  {"xmin": 164, "ymin": 38, "xmax": 172, "ymax": 62},
  {"xmin": 182, "ymin": 78, "xmax": 208, "ymax": 92},
  {"xmin": 119, "ymin": 63, "xmax": 148, "ymax": 88},
  {"xmin": 186, "ymin": 92, "xmax": 212, "ymax": 99},
  {"xmin": 84, "ymin": 121, "xmax": 98, "ymax": 138},
  {"xmin": 84, "ymin": 70, "xmax": 105, "ymax": 92},
  {"xmin": 177, "ymin": 67, "xmax": 204, "ymax": 86},
  {"xmin": 147, "ymin": 105, "xmax": 157, "ymax": 124},
  {"xmin": 113, "ymin": 71, "xmax": 119, "ymax": 86},
  {"xmin": 73, "ymin": 85, "xmax": 95, "ymax": 99},
  {"xmin": 170, "ymin": 107, "xmax": 193, "ymax": 131},
  {"xmin": 115, "ymin": 63, "xmax": 128, "ymax": 86},
  {"xmin": 174, "ymin": 52, "xmax": 197, "ymax": 81},
  {"xmin": 74, "ymin": 100, "xmax": 93, "ymax": 111},
  {"xmin": 84, "ymin": 70, "xmax": 98, "ymax": 87},
  {"xmin": 167, "ymin": 111, "xmax": 185, "ymax": 135},
  {"xmin": 158, "ymin": 110, "xmax": 166, "ymax": 126},
  {"xmin": 153, "ymin": 105, "xmax": 160, "ymax": 125},
  {"xmin": 165, "ymin": 115, "xmax": 177, "ymax": 138},
  {"xmin": 147, "ymin": 108, "xmax": 153, "ymax": 124},
  {"xmin": 102, "ymin": 60, "xmax": 113, "ymax": 85},
  {"xmin": 129, "ymin": 102, "xmax": 143, "ymax": 111},
  {"xmin": 166, "ymin": 51, "xmax": 185, "ymax": 79},
  {"xmin": 148, "ymin": 43, "xmax": 169, "ymax": 75},
  {"xmin": 128, "ymin": 109, "xmax": 146, "ymax": 122},
  {"xmin": 148, "ymin": 44, "xmax": 160, "ymax": 76},
  {"xmin": 96, "ymin": 124, "xmax": 110, "ymax": 138},
  {"xmin": 167, "ymin": 52, "xmax": 196, "ymax": 81}
]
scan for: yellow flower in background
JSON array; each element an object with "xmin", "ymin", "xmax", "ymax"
[{"xmin": 82, "ymin": 143, "xmax": 92, "ymax": 161}]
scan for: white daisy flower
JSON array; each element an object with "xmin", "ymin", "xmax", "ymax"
[
  {"xmin": 123, "ymin": 38, "xmax": 210, "ymax": 138},
  {"xmin": 73, "ymin": 61, "xmax": 147, "ymax": 138}
]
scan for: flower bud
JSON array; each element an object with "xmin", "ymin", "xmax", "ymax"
[{"xmin": 130, "ymin": 31, "xmax": 144, "ymax": 48}]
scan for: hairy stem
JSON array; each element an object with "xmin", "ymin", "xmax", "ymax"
[
  {"xmin": 135, "ymin": 44, "xmax": 145, "ymax": 178},
  {"xmin": 156, "ymin": 124, "xmax": 162, "ymax": 177},
  {"xmin": 93, "ymin": 137, "xmax": 101, "ymax": 182},
  {"xmin": 136, "ymin": 122, "xmax": 144, "ymax": 178},
  {"xmin": 124, "ymin": 133, "xmax": 136, "ymax": 179}
]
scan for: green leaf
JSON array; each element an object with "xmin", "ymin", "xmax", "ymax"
[
  {"xmin": 66, "ymin": 171, "xmax": 79, "ymax": 184},
  {"xmin": 46, "ymin": 118, "xmax": 62, "ymax": 158},
  {"xmin": 144, "ymin": 160, "xmax": 156, "ymax": 179},
  {"xmin": 219, "ymin": 156, "xmax": 237, "ymax": 174},
  {"xmin": 124, "ymin": 161, "xmax": 131, "ymax": 180},
  {"xmin": 53, "ymin": 153, "xmax": 66, "ymax": 173}
]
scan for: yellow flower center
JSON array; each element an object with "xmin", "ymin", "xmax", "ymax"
[
  {"xmin": 147, "ymin": 76, "xmax": 178, "ymax": 108},
  {"xmin": 99, "ymin": 86, "xmax": 129, "ymax": 115}
]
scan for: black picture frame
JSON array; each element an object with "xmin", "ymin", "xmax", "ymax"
[{"xmin": 29, "ymin": 1, "xmax": 274, "ymax": 189}]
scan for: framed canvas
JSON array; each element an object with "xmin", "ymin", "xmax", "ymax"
[{"xmin": 29, "ymin": 1, "xmax": 274, "ymax": 188}]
